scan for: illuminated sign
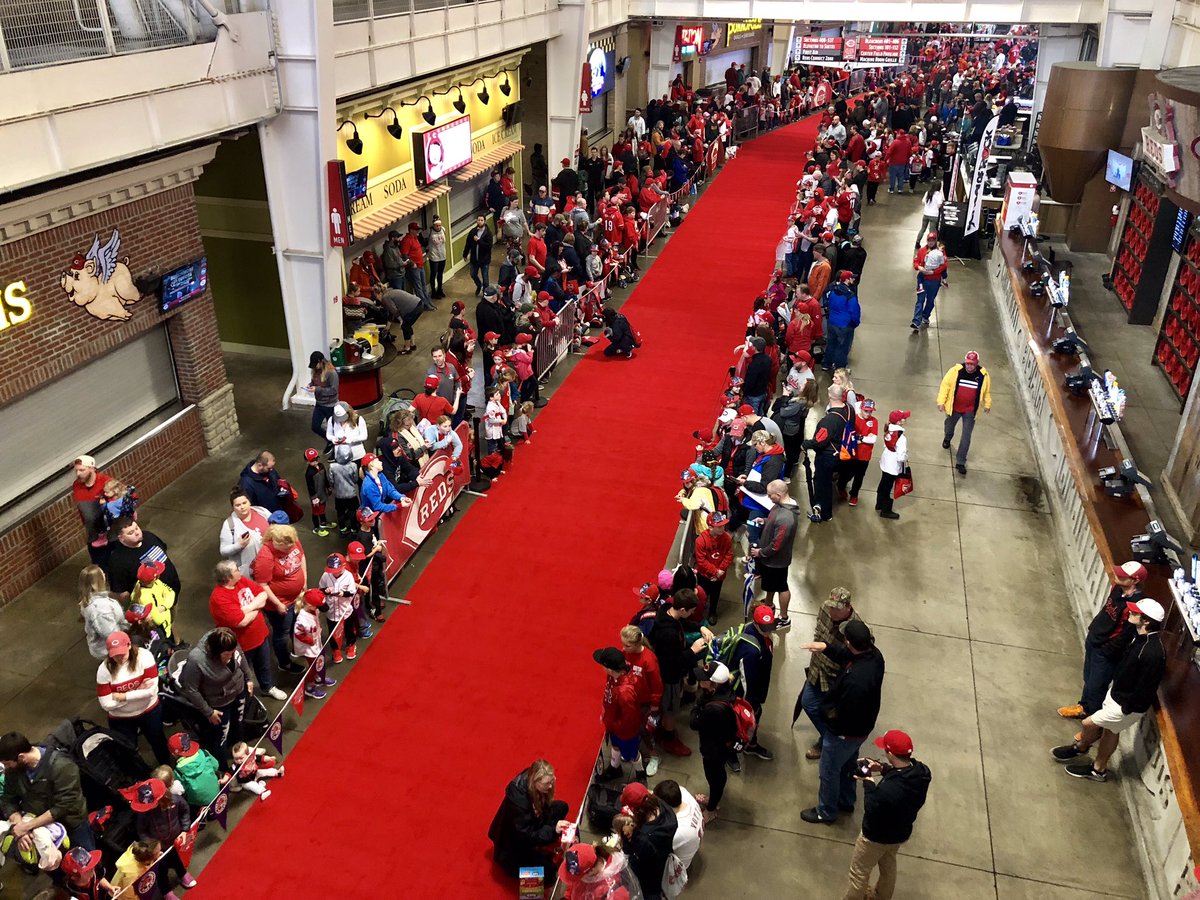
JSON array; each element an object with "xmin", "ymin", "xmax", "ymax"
[
  {"xmin": 794, "ymin": 36, "xmax": 843, "ymax": 64},
  {"xmin": 0, "ymin": 281, "xmax": 32, "ymax": 329},
  {"xmin": 413, "ymin": 115, "xmax": 473, "ymax": 184},
  {"xmin": 675, "ymin": 25, "xmax": 704, "ymax": 61},
  {"xmin": 726, "ymin": 19, "xmax": 762, "ymax": 46}
]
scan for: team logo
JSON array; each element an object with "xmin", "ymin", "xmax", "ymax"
[
  {"xmin": 135, "ymin": 870, "xmax": 157, "ymax": 896},
  {"xmin": 268, "ymin": 720, "xmax": 283, "ymax": 744},
  {"xmin": 59, "ymin": 229, "xmax": 141, "ymax": 321},
  {"xmin": 213, "ymin": 793, "xmax": 228, "ymax": 816}
]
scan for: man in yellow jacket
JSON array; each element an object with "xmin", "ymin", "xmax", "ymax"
[{"xmin": 937, "ymin": 350, "xmax": 991, "ymax": 475}]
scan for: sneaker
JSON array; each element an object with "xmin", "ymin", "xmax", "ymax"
[
  {"xmin": 808, "ymin": 506, "xmax": 823, "ymax": 523},
  {"xmin": 702, "ymin": 807, "xmax": 719, "ymax": 825},
  {"xmin": 744, "ymin": 743, "xmax": 774, "ymax": 761},
  {"xmin": 942, "ymin": 439, "xmax": 952, "ymax": 449},
  {"xmin": 848, "ymin": 497, "xmax": 858, "ymax": 507},
  {"xmin": 332, "ymin": 650, "xmax": 344, "ymax": 664},
  {"xmin": 800, "ymin": 807, "xmax": 836, "ymax": 825},
  {"xmin": 359, "ymin": 627, "xmax": 374, "ymax": 640},
  {"xmin": 880, "ymin": 511, "xmax": 900, "ymax": 520},
  {"xmin": 346, "ymin": 645, "xmax": 358, "ymax": 660},
  {"xmin": 645, "ymin": 756, "xmax": 661, "ymax": 777},
  {"xmin": 956, "ymin": 463, "xmax": 967, "ymax": 475},
  {"xmin": 312, "ymin": 526, "xmax": 329, "ymax": 536},
  {"xmin": 910, "ymin": 322, "xmax": 921, "ymax": 333},
  {"xmin": 181, "ymin": 874, "xmax": 198, "ymax": 889},
  {"xmin": 837, "ymin": 489, "xmax": 849, "ymax": 501},
  {"xmin": 775, "ymin": 616, "xmax": 792, "ymax": 629},
  {"xmin": 372, "ymin": 613, "xmax": 386, "ymax": 622},
  {"xmin": 265, "ymin": 686, "xmax": 287, "ymax": 700},
  {"xmin": 320, "ymin": 675, "xmax": 338, "ymax": 686},
  {"xmin": 1065, "ymin": 763, "xmax": 1108, "ymax": 782},
  {"xmin": 1051, "ymin": 743, "xmax": 1084, "ymax": 762},
  {"xmin": 726, "ymin": 756, "xmax": 742, "ymax": 773},
  {"xmin": 280, "ymin": 662, "xmax": 306, "ymax": 674},
  {"xmin": 661, "ymin": 736, "xmax": 692, "ymax": 757},
  {"xmin": 304, "ymin": 685, "xmax": 327, "ymax": 700},
  {"xmin": 1057, "ymin": 704, "xmax": 1086, "ymax": 719}
]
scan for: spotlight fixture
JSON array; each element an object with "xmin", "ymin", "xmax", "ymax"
[
  {"xmin": 478, "ymin": 82, "xmax": 491, "ymax": 105},
  {"xmin": 616, "ymin": 55, "xmax": 631, "ymax": 75},
  {"xmin": 500, "ymin": 73, "xmax": 511, "ymax": 96},
  {"xmin": 422, "ymin": 98, "xmax": 436, "ymax": 127},
  {"xmin": 337, "ymin": 119, "xmax": 363, "ymax": 155},
  {"xmin": 453, "ymin": 87, "xmax": 467, "ymax": 114},
  {"xmin": 365, "ymin": 107, "xmax": 403, "ymax": 140}
]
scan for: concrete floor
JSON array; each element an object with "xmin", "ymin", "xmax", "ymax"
[{"xmin": 0, "ymin": 182, "xmax": 1151, "ymax": 899}]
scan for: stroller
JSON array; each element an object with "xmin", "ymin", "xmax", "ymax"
[
  {"xmin": 159, "ymin": 648, "xmax": 270, "ymax": 739},
  {"xmin": 377, "ymin": 388, "xmax": 415, "ymax": 437}
]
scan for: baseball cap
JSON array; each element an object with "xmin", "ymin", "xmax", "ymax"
[
  {"xmin": 61, "ymin": 847, "xmax": 102, "ymax": 877},
  {"xmin": 424, "ymin": 374, "xmax": 440, "ymax": 390},
  {"xmin": 1114, "ymin": 561, "xmax": 1148, "ymax": 582},
  {"xmin": 136, "ymin": 561, "xmax": 165, "ymax": 582},
  {"xmin": 838, "ymin": 269, "xmax": 854, "ymax": 282},
  {"xmin": 121, "ymin": 778, "xmax": 166, "ymax": 813},
  {"xmin": 753, "ymin": 605, "xmax": 777, "ymax": 629},
  {"xmin": 516, "ymin": 333, "xmax": 533, "ymax": 345},
  {"xmin": 302, "ymin": 587, "xmax": 327, "ymax": 609},
  {"xmin": 888, "ymin": 410, "xmax": 911, "ymax": 424},
  {"xmin": 124, "ymin": 603, "xmax": 152, "ymax": 624},
  {"xmin": 964, "ymin": 350, "xmax": 980, "ymax": 364},
  {"xmin": 927, "ymin": 231, "xmax": 938, "ymax": 241},
  {"xmin": 268, "ymin": 510, "xmax": 290, "ymax": 525},
  {"xmin": 346, "ymin": 541, "xmax": 367, "ymax": 562},
  {"xmin": 559, "ymin": 844, "xmax": 598, "ymax": 885},
  {"xmin": 680, "ymin": 468, "xmax": 697, "ymax": 483},
  {"xmin": 619, "ymin": 782, "xmax": 650, "ymax": 808},
  {"xmin": 710, "ymin": 511, "xmax": 730, "ymax": 527},
  {"xmin": 106, "ymin": 631, "xmax": 131, "ymax": 657},
  {"xmin": 694, "ymin": 660, "xmax": 732, "ymax": 684},
  {"xmin": 356, "ymin": 507, "xmax": 378, "ymax": 525},
  {"xmin": 304, "ymin": 448, "xmax": 319, "ymax": 462},
  {"xmin": 593, "ymin": 647, "xmax": 627, "ymax": 670},
  {"xmin": 791, "ymin": 350, "xmax": 814, "ymax": 366},
  {"xmin": 737, "ymin": 404, "xmax": 755, "ymax": 416},
  {"xmin": 74, "ymin": 455, "xmax": 97, "ymax": 469},
  {"xmin": 451, "ymin": 301, "xmax": 465, "ymax": 314},
  {"xmin": 635, "ymin": 583, "xmax": 660, "ymax": 602},
  {"xmin": 168, "ymin": 732, "xmax": 199, "ymax": 758},
  {"xmin": 561, "ymin": 157, "xmax": 571, "ymax": 166},
  {"xmin": 324, "ymin": 553, "xmax": 346, "ymax": 575},
  {"xmin": 693, "ymin": 427, "xmax": 715, "ymax": 443},
  {"xmin": 874, "ymin": 730, "xmax": 914, "ymax": 757},
  {"xmin": 844, "ymin": 619, "xmax": 874, "ymax": 648},
  {"xmin": 860, "ymin": 398, "xmax": 876, "ymax": 413},
  {"xmin": 407, "ymin": 222, "xmax": 420, "ymax": 231},
  {"xmin": 483, "ymin": 331, "xmax": 500, "ymax": 342},
  {"xmin": 360, "ymin": 453, "xmax": 377, "ymax": 469},
  {"xmin": 1126, "ymin": 598, "xmax": 1165, "ymax": 622}
]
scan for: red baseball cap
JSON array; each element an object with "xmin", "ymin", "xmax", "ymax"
[
  {"xmin": 559, "ymin": 843, "xmax": 598, "ymax": 885},
  {"xmin": 121, "ymin": 778, "xmax": 166, "ymax": 813},
  {"xmin": 302, "ymin": 587, "xmax": 327, "ymax": 609},
  {"xmin": 356, "ymin": 507, "xmax": 378, "ymax": 525},
  {"xmin": 888, "ymin": 410, "xmax": 911, "ymax": 424},
  {"xmin": 737, "ymin": 404, "xmax": 755, "ymax": 416},
  {"xmin": 424, "ymin": 374, "xmax": 439, "ymax": 389},
  {"xmin": 106, "ymin": 631, "xmax": 131, "ymax": 658},
  {"xmin": 635, "ymin": 583, "xmax": 660, "ymax": 602},
  {"xmin": 124, "ymin": 603, "xmax": 152, "ymax": 624},
  {"xmin": 964, "ymin": 351, "xmax": 980, "ymax": 364},
  {"xmin": 1113, "ymin": 561, "xmax": 1148, "ymax": 582},
  {"xmin": 136, "ymin": 560, "xmax": 165, "ymax": 582},
  {"xmin": 168, "ymin": 732, "xmax": 200, "ymax": 758},
  {"xmin": 347, "ymin": 541, "xmax": 367, "ymax": 562},
  {"xmin": 874, "ymin": 729, "xmax": 914, "ymax": 757},
  {"xmin": 1126, "ymin": 598, "xmax": 1166, "ymax": 622},
  {"xmin": 324, "ymin": 553, "xmax": 346, "ymax": 575},
  {"xmin": 360, "ymin": 453, "xmax": 377, "ymax": 469},
  {"xmin": 619, "ymin": 781, "xmax": 650, "ymax": 808},
  {"xmin": 753, "ymin": 605, "xmax": 777, "ymax": 629},
  {"xmin": 304, "ymin": 448, "xmax": 319, "ymax": 462},
  {"xmin": 537, "ymin": 291, "xmax": 551, "ymax": 301},
  {"xmin": 61, "ymin": 847, "xmax": 103, "ymax": 877},
  {"xmin": 483, "ymin": 331, "xmax": 500, "ymax": 343},
  {"xmin": 790, "ymin": 350, "xmax": 814, "ymax": 366},
  {"xmin": 524, "ymin": 265, "xmax": 539, "ymax": 278},
  {"xmin": 516, "ymin": 333, "xmax": 533, "ymax": 345}
]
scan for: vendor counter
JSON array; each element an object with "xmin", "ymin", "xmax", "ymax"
[{"xmin": 989, "ymin": 230, "xmax": 1200, "ymax": 899}]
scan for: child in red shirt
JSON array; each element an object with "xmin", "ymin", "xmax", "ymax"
[{"xmin": 837, "ymin": 397, "xmax": 879, "ymax": 505}]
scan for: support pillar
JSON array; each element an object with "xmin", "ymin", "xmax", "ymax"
[
  {"xmin": 258, "ymin": 1, "xmax": 343, "ymax": 409},
  {"xmin": 546, "ymin": 0, "xmax": 589, "ymax": 178},
  {"xmin": 647, "ymin": 21, "xmax": 675, "ymax": 101}
]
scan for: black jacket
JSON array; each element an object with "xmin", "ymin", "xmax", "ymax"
[
  {"xmin": 819, "ymin": 643, "xmax": 885, "ymax": 738},
  {"xmin": 476, "ymin": 298, "xmax": 516, "ymax": 345},
  {"xmin": 743, "ymin": 353, "xmax": 772, "ymax": 397},
  {"xmin": 691, "ymin": 689, "xmax": 739, "ymax": 757},
  {"xmin": 239, "ymin": 461, "xmax": 282, "ymax": 512},
  {"xmin": 553, "ymin": 167, "xmax": 580, "ymax": 199},
  {"xmin": 805, "ymin": 405, "xmax": 853, "ymax": 457},
  {"xmin": 841, "ymin": 246, "xmax": 868, "ymax": 279},
  {"xmin": 487, "ymin": 769, "xmax": 568, "ymax": 876},
  {"xmin": 464, "ymin": 225, "xmax": 494, "ymax": 265},
  {"xmin": 625, "ymin": 800, "xmax": 678, "ymax": 900},
  {"xmin": 647, "ymin": 608, "xmax": 692, "ymax": 683},
  {"xmin": 1085, "ymin": 586, "xmax": 1144, "ymax": 660},
  {"xmin": 1110, "ymin": 631, "xmax": 1166, "ymax": 714},
  {"xmin": 606, "ymin": 313, "xmax": 636, "ymax": 352},
  {"xmin": 862, "ymin": 759, "xmax": 931, "ymax": 845}
]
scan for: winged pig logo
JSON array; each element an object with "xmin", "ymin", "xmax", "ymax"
[{"xmin": 60, "ymin": 229, "xmax": 140, "ymax": 321}]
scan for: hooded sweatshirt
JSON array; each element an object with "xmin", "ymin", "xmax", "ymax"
[
  {"xmin": 177, "ymin": 630, "xmax": 253, "ymax": 718},
  {"xmin": 625, "ymin": 800, "xmax": 679, "ymax": 900},
  {"xmin": 861, "ymin": 758, "xmax": 932, "ymax": 844}
]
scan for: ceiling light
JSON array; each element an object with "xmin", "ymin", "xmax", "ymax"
[
  {"xmin": 337, "ymin": 119, "xmax": 363, "ymax": 155},
  {"xmin": 422, "ymin": 98, "xmax": 436, "ymax": 127},
  {"xmin": 500, "ymin": 74, "xmax": 511, "ymax": 96},
  {"xmin": 453, "ymin": 87, "xmax": 466, "ymax": 114}
]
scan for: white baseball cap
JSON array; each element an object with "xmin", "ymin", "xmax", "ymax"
[
  {"xmin": 74, "ymin": 455, "xmax": 97, "ymax": 468},
  {"xmin": 1125, "ymin": 598, "xmax": 1165, "ymax": 623}
]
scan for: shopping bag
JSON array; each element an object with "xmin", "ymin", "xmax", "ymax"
[{"xmin": 893, "ymin": 467, "xmax": 914, "ymax": 499}]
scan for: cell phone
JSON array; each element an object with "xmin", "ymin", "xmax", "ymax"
[{"xmin": 857, "ymin": 758, "xmax": 873, "ymax": 778}]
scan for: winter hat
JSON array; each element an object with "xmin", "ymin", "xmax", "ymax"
[{"xmin": 657, "ymin": 569, "xmax": 675, "ymax": 591}]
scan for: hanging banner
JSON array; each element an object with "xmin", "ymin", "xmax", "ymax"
[
  {"xmin": 794, "ymin": 36, "xmax": 843, "ymax": 64},
  {"xmin": 290, "ymin": 683, "xmax": 306, "ymax": 717},
  {"xmin": 267, "ymin": 714, "xmax": 285, "ymax": 755},
  {"xmin": 174, "ymin": 822, "xmax": 200, "ymax": 870},
  {"xmin": 378, "ymin": 422, "xmax": 471, "ymax": 581},
  {"xmin": 207, "ymin": 789, "xmax": 230, "ymax": 829},
  {"xmin": 133, "ymin": 860, "xmax": 164, "ymax": 899},
  {"xmin": 579, "ymin": 63, "xmax": 592, "ymax": 114},
  {"xmin": 964, "ymin": 117, "xmax": 999, "ymax": 236}
]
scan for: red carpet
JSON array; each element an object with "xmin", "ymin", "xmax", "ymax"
[{"xmin": 193, "ymin": 116, "xmax": 822, "ymax": 899}]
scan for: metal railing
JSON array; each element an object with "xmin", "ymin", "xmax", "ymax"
[
  {"xmin": 0, "ymin": 0, "xmax": 237, "ymax": 73},
  {"xmin": 333, "ymin": 0, "xmax": 474, "ymax": 22}
]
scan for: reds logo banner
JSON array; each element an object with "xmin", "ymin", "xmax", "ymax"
[
  {"xmin": 706, "ymin": 139, "xmax": 721, "ymax": 175},
  {"xmin": 267, "ymin": 716, "xmax": 285, "ymax": 754},
  {"xmin": 379, "ymin": 421, "xmax": 471, "ymax": 581}
]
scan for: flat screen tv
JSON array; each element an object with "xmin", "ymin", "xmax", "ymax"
[
  {"xmin": 344, "ymin": 166, "xmax": 368, "ymax": 202},
  {"xmin": 159, "ymin": 257, "xmax": 208, "ymax": 313},
  {"xmin": 1105, "ymin": 149, "xmax": 1135, "ymax": 192},
  {"xmin": 412, "ymin": 115, "xmax": 473, "ymax": 184},
  {"xmin": 502, "ymin": 101, "xmax": 524, "ymax": 127}
]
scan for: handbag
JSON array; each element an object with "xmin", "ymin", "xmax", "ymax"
[{"xmin": 893, "ymin": 466, "xmax": 914, "ymax": 500}]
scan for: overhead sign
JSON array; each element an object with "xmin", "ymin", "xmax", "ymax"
[
  {"xmin": 413, "ymin": 114, "xmax": 473, "ymax": 184},
  {"xmin": 675, "ymin": 25, "xmax": 705, "ymax": 61},
  {"xmin": 848, "ymin": 36, "xmax": 908, "ymax": 65},
  {"xmin": 794, "ymin": 36, "xmax": 843, "ymax": 64},
  {"xmin": 726, "ymin": 18, "xmax": 762, "ymax": 47}
]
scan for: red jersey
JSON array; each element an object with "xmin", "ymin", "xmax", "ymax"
[
  {"xmin": 623, "ymin": 646, "xmax": 663, "ymax": 708},
  {"xmin": 72, "ymin": 472, "xmax": 110, "ymax": 504},
  {"xmin": 853, "ymin": 414, "xmax": 879, "ymax": 462},
  {"xmin": 867, "ymin": 158, "xmax": 886, "ymax": 183},
  {"xmin": 694, "ymin": 528, "xmax": 733, "ymax": 581},
  {"xmin": 601, "ymin": 671, "xmax": 643, "ymax": 740},
  {"xmin": 209, "ymin": 577, "xmax": 269, "ymax": 650},
  {"xmin": 412, "ymin": 393, "xmax": 453, "ymax": 424},
  {"xmin": 601, "ymin": 206, "xmax": 623, "ymax": 241},
  {"xmin": 527, "ymin": 235, "xmax": 547, "ymax": 269}
]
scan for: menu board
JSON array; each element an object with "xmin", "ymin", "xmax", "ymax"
[
  {"xmin": 413, "ymin": 115, "xmax": 472, "ymax": 184},
  {"xmin": 793, "ymin": 36, "xmax": 843, "ymax": 64}
]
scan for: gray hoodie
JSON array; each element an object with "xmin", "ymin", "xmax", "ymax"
[
  {"xmin": 82, "ymin": 593, "xmax": 128, "ymax": 659},
  {"xmin": 178, "ymin": 630, "xmax": 254, "ymax": 718}
]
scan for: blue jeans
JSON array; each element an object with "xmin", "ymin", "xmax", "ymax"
[
  {"xmin": 744, "ymin": 393, "xmax": 767, "ymax": 415},
  {"xmin": 944, "ymin": 410, "xmax": 976, "ymax": 465},
  {"xmin": 912, "ymin": 276, "xmax": 941, "ymax": 325},
  {"xmin": 888, "ymin": 164, "xmax": 907, "ymax": 192},
  {"xmin": 312, "ymin": 405, "xmax": 335, "ymax": 446},
  {"xmin": 470, "ymin": 260, "xmax": 490, "ymax": 289},
  {"xmin": 264, "ymin": 606, "xmax": 297, "ymax": 670},
  {"xmin": 1081, "ymin": 647, "xmax": 1119, "ymax": 716},
  {"xmin": 744, "ymin": 515, "xmax": 764, "ymax": 548},
  {"xmin": 244, "ymin": 639, "xmax": 274, "ymax": 692},
  {"xmin": 386, "ymin": 274, "xmax": 406, "ymax": 290},
  {"xmin": 818, "ymin": 733, "xmax": 864, "ymax": 819},
  {"xmin": 108, "ymin": 703, "xmax": 171, "ymax": 765},
  {"xmin": 825, "ymin": 323, "xmax": 854, "ymax": 369},
  {"xmin": 799, "ymin": 682, "xmax": 829, "ymax": 742},
  {"xmin": 407, "ymin": 268, "xmax": 432, "ymax": 307}
]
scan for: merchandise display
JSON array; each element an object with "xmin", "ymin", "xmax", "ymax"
[{"xmin": 1155, "ymin": 225, "xmax": 1200, "ymax": 402}]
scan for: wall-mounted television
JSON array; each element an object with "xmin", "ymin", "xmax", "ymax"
[
  {"xmin": 1105, "ymin": 149, "xmax": 1135, "ymax": 192},
  {"xmin": 502, "ymin": 101, "xmax": 524, "ymax": 127},
  {"xmin": 344, "ymin": 166, "xmax": 368, "ymax": 202},
  {"xmin": 413, "ymin": 115, "xmax": 473, "ymax": 184},
  {"xmin": 159, "ymin": 257, "xmax": 207, "ymax": 313}
]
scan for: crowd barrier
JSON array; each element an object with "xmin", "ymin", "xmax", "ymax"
[{"xmin": 533, "ymin": 299, "xmax": 577, "ymax": 381}]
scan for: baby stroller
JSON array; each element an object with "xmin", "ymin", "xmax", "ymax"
[
  {"xmin": 377, "ymin": 388, "xmax": 415, "ymax": 437},
  {"xmin": 159, "ymin": 649, "xmax": 269, "ymax": 739}
]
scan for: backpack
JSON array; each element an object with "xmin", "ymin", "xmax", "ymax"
[
  {"xmin": 715, "ymin": 697, "xmax": 758, "ymax": 749},
  {"xmin": 834, "ymin": 407, "xmax": 858, "ymax": 461}
]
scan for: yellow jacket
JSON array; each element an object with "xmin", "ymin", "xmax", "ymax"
[
  {"xmin": 130, "ymin": 580, "xmax": 177, "ymax": 638},
  {"xmin": 937, "ymin": 364, "xmax": 991, "ymax": 415}
]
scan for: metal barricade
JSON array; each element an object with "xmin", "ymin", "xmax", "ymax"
[{"xmin": 533, "ymin": 299, "xmax": 576, "ymax": 380}]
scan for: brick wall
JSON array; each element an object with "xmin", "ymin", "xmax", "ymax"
[{"xmin": 0, "ymin": 180, "xmax": 234, "ymax": 606}]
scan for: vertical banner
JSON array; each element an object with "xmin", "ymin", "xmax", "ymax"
[
  {"xmin": 326, "ymin": 160, "xmax": 350, "ymax": 248},
  {"xmin": 964, "ymin": 117, "xmax": 999, "ymax": 236},
  {"xmin": 267, "ymin": 714, "xmax": 285, "ymax": 755},
  {"xmin": 174, "ymin": 821, "xmax": 200, "ymax": 870},
  {"xmin": 579, "ymin": 63, "xmax": 592, "ymax": 114},
  {"xmin": 290, "ymin": 684, "xmax": 306, "ymax": 717},
  {"xmin": 133, "ymin": 860, "xmax": 164, "ymax": 899},
  {"xmin": 207, "ymin": 789, "xmax": 230, "ymax": 829}
]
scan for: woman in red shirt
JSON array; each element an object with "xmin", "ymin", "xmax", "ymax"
[
  {"xmin": 209, "ymin": 559, "xmax": 287, "ymax": 699},
  {"xmin": 252, "ymin": 524, "xmax": 307, "ymax": 676}
]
